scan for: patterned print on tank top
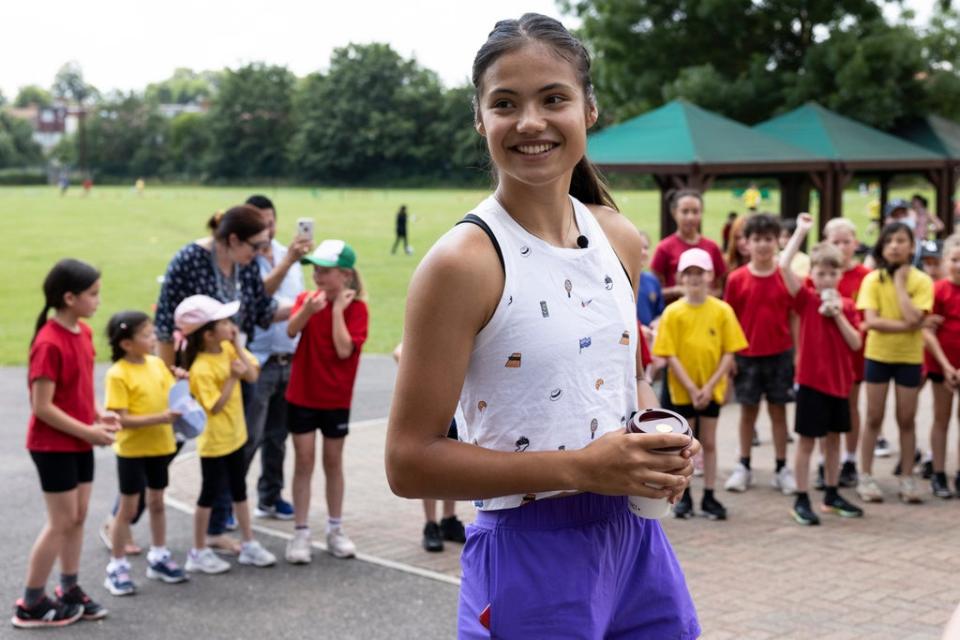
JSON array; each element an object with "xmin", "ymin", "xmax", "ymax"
[{"xmin": 458, "ymin": 195, "xmax": 639, "ymax": 511}]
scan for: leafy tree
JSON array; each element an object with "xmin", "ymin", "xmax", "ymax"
[
  {"xmin": 205, "ymin": 63, "xmax": 295, "ymax": 179},
  {"xmin": 145, "ymin": 68, "xmax": 218, "ymax": 104},
  {"xmin": 52, "ymin": 61, "xmax": 98, "ymax": 170},
  {"xmin": 0, "ymin": 112, "xmax": 44, "ymax": 168},
  {"xmin": 164, "ymin": 112, "xmax": 210, "ymax": 178},
  {"xmin": 14, "ymin": 85, "xmax": 53, "ymax": 108},
  {"xmin": 84, "ymin": 92, "xmax": 168, "ymax": 177}
]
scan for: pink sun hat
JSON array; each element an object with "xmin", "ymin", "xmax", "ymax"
[
  {"xmin": 174, "ymin": 295, "xmax": 240, "ymax": 336},
  {"xmin": 676, "ymin": 248, "xmax": 714, "ymax": 273}
]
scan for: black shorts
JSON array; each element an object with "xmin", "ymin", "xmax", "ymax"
[
  {"xmin": 30, "ymin": 450, "xmax": 94, "ymax": 493},
  {"xmin": 863, "ymin": 359, "xmax": 922, "ymax": 388},
  {"xmin": 198, "ymin": 447, "xmax": 247, "ymax": 508},
  {"xmin": 287, "ymin": 403, "xmax": 350, "ymax": 439},
  {"xmin": 928, "ymin": 371, "xmax": 946, "ymax": 384},
  {"xmin": 795, "ymin": 385, "xmax": 851, "ymax": 438},
  {"xmin": 734, "ymin": 350, "xmax": 796, "ymax": 405},
  {"xmin": 672, "ymin": 402, "xmax": 721, "ymax": 419},
  {"xmin": 117, "ymin": 454, "xmax": 175, "ymax": 495}
]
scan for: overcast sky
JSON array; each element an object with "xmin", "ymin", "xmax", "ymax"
[{"xmin": 0, "ymin": 0, "xmax": 935, "ymax": 101}]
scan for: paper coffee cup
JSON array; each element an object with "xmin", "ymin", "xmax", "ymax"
[{"xmin": 626, "ymin": 408, "xmax": 693, "ymax": 519}]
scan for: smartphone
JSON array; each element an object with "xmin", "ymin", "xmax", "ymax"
[{"xmin": 296, "ymin": 217, "xmax": 314, "ymax": 242}]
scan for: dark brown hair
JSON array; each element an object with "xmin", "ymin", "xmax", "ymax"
[
  {"xmin": 32, "ymin": 259, "xmax": 100, "ymax": 344},
  {"xmin": 106, "ymin": 310, "xmax": 151, "ymax": 362},
  {"xmin": 744, "ymin": 213, "xmax": 781, "ymax": 240},
  {"xmin": 472, "ymin": 13, "xmax": 617, "ymax": 211},
  {"xmin": 181, "ymin": 321, "xmax": 216, "ymax": 370},
  {"xmin": 207, "ymin": 205, "xmax": 267, "ymax": 243},
  {"xmin": 669, "ymin": 189, "xmax": 704, "ymax": 212}
]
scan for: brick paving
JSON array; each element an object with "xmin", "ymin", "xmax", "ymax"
[{"xmin": 166, "ymin": 384, "xmax": 960, "ymax": 639}]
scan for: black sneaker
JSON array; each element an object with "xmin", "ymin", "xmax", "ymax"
[
  {"xmin": 673, "ymin": 489, "xmax": 694, "ymax": 519},
  {"xmin": 422, "ymin": 522, "xmax": 443, "ymax": 552},
  {"xmin": 821, "ymin": 493, "xmax": 864, "ymax": 518},
  {"xmin": 814, "ymin": 464, "xmax": 825, "ymax": 491},
  {"xmin": 932, "ymin": 473, "xmax": 954, "ymax": 499},
  {"xmin": 700, "ymin": 494, "xmax": 727, "ymax": 521},
  {"xmin": 11, "ymin": 596, "xmax": 83, "ymax": 629},
  {"xmin": 839, "ymin": 461, "xmax": 858, "ymax": 488},
  {"xmin": 921, "ymin": 460, "xmax": 934, "ymax": 480},
  {"xmin": 790, "ymin": 498, "xmax": 820, "ymax": 526},
  {"xmin": 439, "ymin": 516, "xmax": 467, "ymax": 543},
  {"xmin": 54, "ymin": 585, "xmax": 107, "ymax": 621}
]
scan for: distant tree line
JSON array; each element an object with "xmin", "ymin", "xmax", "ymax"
[{"xmin": 3, "ymin": 1, "xmax": 960, "ymax": 184}]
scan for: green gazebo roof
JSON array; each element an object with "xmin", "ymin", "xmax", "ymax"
[
  {"xmin": 587, "ymin": 99, "xmax": 824, "ymax": 170},
  {"xmin": 755, "ymin": 102, "xmax": 945, "ymax": 166},
  {"xmin": 894, "ymin": 114, "xmax": 960, "ymax": 159}
]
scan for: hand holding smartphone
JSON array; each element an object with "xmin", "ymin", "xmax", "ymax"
[{"xmin": 297, "ymin": 217, "xmax": 314, "ymax": 242}]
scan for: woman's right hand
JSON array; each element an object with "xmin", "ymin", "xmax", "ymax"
[
  {"xmin": 86, "ymin": 424, "xmax": 117, "ymax": 446},
  {"xmin": 572, "ymin": 430, "xmax": 694, "ymax": 499}
]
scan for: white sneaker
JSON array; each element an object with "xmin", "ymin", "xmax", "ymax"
[
  {"xmin": 285, "ymin": 530, "xmax": 313, "ymax": 565},
  {"xmin": 772, "ymin": 467, "xmax": 797, "ymax": 496},
  {"xmin": 856, "ymin": 474, "xmax": 884, "ymax": 503},
  {"xmin": 874, "ymin": 437, "xmax": 893, "ymax": 458},
  {"xmin": 898, "ymin": 477, "xmax": 923, "ymax": 504},
  {"xmin": 238, "ymin": 540, "xmax": 276, "ymax": 567},
  {"xmin": 185, "ymin": 548, "xmax": 231, "ymax": 574},
  {"xmin": 326, "ymin": 528, "xmax": 356, "ymax": 559},
  {"xmin": 724, "ymin": 463, "xmax": 752, "ymax": 492}
]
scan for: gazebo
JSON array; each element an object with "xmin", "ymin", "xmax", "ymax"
[
  {"xmin": 755, "ymin": 103, "xmax": 952, "ymax": 234},
  {"xmin": 894, "ymin": 114, "xmax": 960, "ymax": 234},
  {"xmin": 587, "ymin": 99, "xmax": 830, "ymax": 238}
]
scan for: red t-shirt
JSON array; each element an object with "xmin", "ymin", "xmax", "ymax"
[
  {"xmin": 794, "ymin": 287, "xmax": 859, "ymax": 398},
  {"xmin": 637, "ymin": 321, "xmax": 652, "ymax": 368},
  {"xmin": 723, "ymin": 265, "xmax": 795, "ymax": 357},
  {"xmin": 804, "ymin": 263, "xmax": 871, "ymax": 382},
  {"xmin": 27, "ymin": 320, "xmax": 96, "ymax": 452},
  {"xmin": 286, "ymin": 293, "xmax": 368, "ymax": 409},
  {"xmin": 925, "ymin": 279, "xmax": 960, "ymax": 374},
  {"xmin": 651, "ymin": 234, "xmax": 727, "ymax": 288}
]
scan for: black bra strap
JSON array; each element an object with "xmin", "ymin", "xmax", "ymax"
[{"xmin": 457, "ymin": 213, "xmax": 505, "ymax": 273}]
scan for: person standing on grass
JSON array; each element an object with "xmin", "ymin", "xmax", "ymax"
[
  {"xmin": 722, "ymin": 214, "xmax": 798, "ymax": 496},
  {"xmin": 921, "ymin": 233, "xmax": 960, "ymax": 499},
  {"xmin": 386, "ymin": 14, "xmax": 699, "ymax": 638},
  {"xmin": 780, "ymin": 214, "xmax": 864, "ymax": 526},
  {"xmin": 284, "ymin": 240, "xmax": 368, "ymax": 565},
  {"xmin": 856, "ymin": 222, "xmax": 933, "ymax": 504},
  {"xmin": 654, "ymin": 248, "xmax": 747, "ymax": 521},
  {"xmin": 392, "ymin": 205, "xmax": 412, "ymax": 255},
  {"xmin": 154, "ymin": 206, "xmax": 284, "ymax": 554},
  {"xmin": 242, "ymin": 195, "xmax": 311, "ymax": 522},
  {"xmin": 102, "ymin": 311, "xmax": 187, "ymax": 596},
  {"xmin": 650, "ymin": 189, "xmax": 727, "ymax": 302},
  {"xmin": 13, "ymin": 259, "xmax": 115, "ymax": 629}
]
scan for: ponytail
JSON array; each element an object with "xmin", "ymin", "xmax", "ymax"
[
  {"xmin": 570, "ymin": 157, "xmax": 618, "ymax": 211},
  {"xmin": 31, "ymin": 259, "xmax": 101, "ymax": 345}
]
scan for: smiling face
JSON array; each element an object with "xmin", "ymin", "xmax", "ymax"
[
  {"xmin": 679, "ymin": 266, "xmax": 712, "ymax": 296},
  {"xmin": 747, "ymin": 232, "xmax": 778, "ymax": 265},
  {"xmin": 475, "ymin": 42, "xmax": 597, "ymax": 191},
  {"xmin": 313, "ymin": 266, "xmax": 351, "ymax": 297}
]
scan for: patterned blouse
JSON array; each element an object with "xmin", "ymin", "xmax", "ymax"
[{"xmin": 155, "ymin": 242, "xmax": 276, "ymax": 342}]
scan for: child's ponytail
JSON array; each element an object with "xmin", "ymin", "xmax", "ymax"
[{"xmin": 31, "ymin": 259, "xmax": 101, "ymax": 345}]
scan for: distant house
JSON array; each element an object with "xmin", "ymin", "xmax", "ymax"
[{"xmin": 5, "ymin": 104, "xmax": 81, "ymax": 153}]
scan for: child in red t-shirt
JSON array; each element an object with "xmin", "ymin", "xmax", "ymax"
[
  {"xmin": 284, "ymin": 240, "xmax": 368, "ymax": 564},
  {"xmin": 15, "ymin": 259, "xmax": 119, "ymax": 629},
  {"xmin": 822, "ymin": 217, "xmax": 871, "ymax": 486},
  {"xmin": 781, "ymin": 214, "xmax": 864, "ymax": 525},
  {"xmin": 650, "ymin": 189, "xmax": 726, "ymax": 302},
  {"xmin": 722, "ymin": 213, "xmax": 797, "ymax": 496},
  {"xmin": 923, "ymin": 234, "xmax": 960, "ymax": 498}
]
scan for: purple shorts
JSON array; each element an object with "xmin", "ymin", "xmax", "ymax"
[{"xmin": 457, "ymin": 492, "xmax": 700, "ymax": 639}]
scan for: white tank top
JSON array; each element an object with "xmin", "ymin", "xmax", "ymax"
[{"xmin": 458, "ymin": 195, "xmax": 639, "ymax": 510}]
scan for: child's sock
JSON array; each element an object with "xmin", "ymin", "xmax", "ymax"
[
  {"xmin": 147, "ymin": 546, "xmax": 170, "ymax": 564},
  {"xmin": 326, "ymin": 517, "xmax": 342, "ymax": 534},
  {"xmin": 107, "ymin": 557, "xmax": 129, "ymax": 572},
  {"xmin": 824, "ymin": 486, "xmax": 838, "ymax": 502},
  {"xmin": 775, "ymin": 458, "xmax": 786, "ymax": 473},
  {"xmin": 739, "ymin": 457, "xmax": 751, "ymax": 470},
  {"xmin": 842, "ymin": 451, "xmax": 856, "ymax": 464},
  {"xmin": 59, "ymin": 573, "xmax": 77, "ymax": 593},
  {"xmin": 22, "ymin": 587, "xmax": 44, "ymax": 608}
]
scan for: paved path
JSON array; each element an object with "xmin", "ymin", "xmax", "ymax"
[{"xmin": 3, "ymin": 356, "xmax": 960, "ymax": 638}]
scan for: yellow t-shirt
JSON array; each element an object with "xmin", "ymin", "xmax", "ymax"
[
  {"xmin": 105, "ymin": 355, "xmax": 177, "ymax": 457},
  {"xmin": 653, "ymin": 296, "xmax": 748, "ymax": 405},
  {"xmin": 189, "ymin": 341, "xmax": 259, "ymax": 458},
  {"xmin": 857, "ymin": 267, "xmax": 934, "ymax": 364}
]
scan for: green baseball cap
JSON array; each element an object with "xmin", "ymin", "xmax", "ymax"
[{"xmin": 302, "ymin": 239, "xmax": 356, "ymax": 269}]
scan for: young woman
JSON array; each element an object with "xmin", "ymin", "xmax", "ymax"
[
  {"xmin": 14, "ymin": 259, "xmax": 116, "ymax": 629},
  {"xmin": 385, "ymin": 14, "xmax": 699, "ymax": 638}
]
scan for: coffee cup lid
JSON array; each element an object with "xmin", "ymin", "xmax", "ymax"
[{"xmin": 629, "ymin": 408, "xmax": 692, "ymax": 453}]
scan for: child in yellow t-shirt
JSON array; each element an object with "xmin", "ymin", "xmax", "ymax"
[
  {"xmin": 103, "ymin": 311, "xmax": 186, "ymax": 596},
  {"xmin": 174, "ymin": 295, "xmax": 276, "ymax": 574},
  {"xmin": 654, "ymin": 248, "xmax": 748, "ymax": 521}
]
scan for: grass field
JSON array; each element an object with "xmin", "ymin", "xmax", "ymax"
[{"xmin": 1, "ymin": 184, "xmax": 929, "ymax": 364}]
